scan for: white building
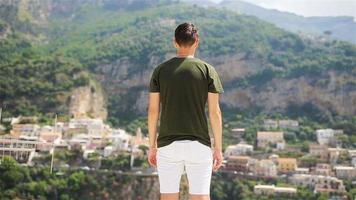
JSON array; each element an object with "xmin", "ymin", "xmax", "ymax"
[
  {"xmin": 110, "ymin": 129, "xmax": 131, "ymax": 150},
  {"xmin": 276, "ymin": 141, "xmax": 285, "ymax": 150},
  {"xmin": 83, "ymin": 149, "xmax": 96, "ymax": 159},
  {"xmin": 230, "ymin": 128, "xmax": 245, "ymax": 139},
  {"xmin": 290, "ymin": 174, "xmax": 346, "ymax": 194},
  {"xmin": 295, "ymin": 168, "xmax": 309, "ymax": 174},
  {"xmin": 334, "ymin": 166, "xmax": 356, "ymax": 180},
  {"xmin": 104, "ymin": 146, "xmax": 113, "ymax": 157},
  {"xmin": 316, "ymin": 129, "xmax": 343, "ymax": 146},
  {"xmin": 224, "ymin": 143, "xmax": 253, "ymax": 157}
]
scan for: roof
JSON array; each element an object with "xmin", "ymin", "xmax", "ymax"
[
  {"xmin": 228, "ymin": 155, "xmax": 250, "ymax": 160},
  {"xmin": 254, "ymin": 185, "xmax": 297, "ymax": 193},
  {"xmin": 278, "ymin": 158, "xmax": 297, "ymax": 163},
  {"xmin": 334, "ymin": 166, "xmax": 355, "ymax": 170},
  {"xmin": 257, "ymin": 131, "xmax": 283, "ymax": 139}
]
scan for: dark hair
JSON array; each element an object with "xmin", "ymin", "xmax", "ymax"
[{"xmin": 174, "ymin": 22, "xmax": 199, "ymax": 47}]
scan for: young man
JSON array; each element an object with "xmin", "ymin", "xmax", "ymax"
[{"xmin": 147, "ymin": 22, "xmax": 224, "ymax": 200}]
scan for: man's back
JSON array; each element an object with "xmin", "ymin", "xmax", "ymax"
[
  {"xmin": 149, "ymin": 56, "xmax": 224, "ymax": 148},
  {"xmin": 147, "ymin": 22, "xmax": 224, "ymax": 199}
]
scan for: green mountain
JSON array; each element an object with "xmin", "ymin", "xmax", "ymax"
[
  {"xmin": 184, "ymin": 0, "xmax": 356, "ymax": 44},
  {"xmin": 0, "ymin": 0, "xmax": 355, "ymax": 127}
]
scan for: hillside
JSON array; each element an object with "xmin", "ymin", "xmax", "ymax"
[
  {"xmin": 184, "ymin": 0, "xmax": 356, "ymax": 44},
  {"xmin": 217, "ymin": 0, "xmax": 356, "ymax": 44},
  {"xmin": 0, "ymin": 0, "xmax": 355, "ymax": 128}
]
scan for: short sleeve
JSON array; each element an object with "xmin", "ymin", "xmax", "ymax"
[
  {"xmin": 149, "ymin": 67, "xmax": 160, "ymax": 92},
  {"xmin": 207, "ymin": 65, "xmax": 224, "ymax": 93}
]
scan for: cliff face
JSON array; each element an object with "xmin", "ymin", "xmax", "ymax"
[
  {"xmin": 95, "ymin": 51, "xmax": 355, "ymax": 118},
  {"xmin": 69, "ymin": 83, "xmax": 107, "ymax": 120},
  {"xmin": 202, "ymin": 52, "xmax": 356, "ymax": 116},
  {"xmin": 222, "ymin": 73, "xmax": 356, "ymax": 116}
]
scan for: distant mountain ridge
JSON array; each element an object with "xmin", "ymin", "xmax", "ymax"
[{"xmin": 184, "ymin": 0, "xmax": 356, "ymax": 44}]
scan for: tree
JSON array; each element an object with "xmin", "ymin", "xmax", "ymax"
[{"xmin": 0, "ymin": 156, "xmax": 24, "ymax": 189}]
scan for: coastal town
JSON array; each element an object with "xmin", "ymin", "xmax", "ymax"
[
  {"xmin": 224, "ymin": 122, "xmax": 355, "ymax": 197},
  {"xmin": 0, "ymin": 113, "xmax": 355, "ymax": 199}
]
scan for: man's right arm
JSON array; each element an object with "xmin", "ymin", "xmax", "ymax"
[{"xmin": 207, "ymin": 92, "xmax": 222, "ymax": 151}]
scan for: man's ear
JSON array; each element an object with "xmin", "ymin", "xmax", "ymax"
[
  {"xmin": 194, "ymin": 37, "xmax": 199, "ymax": 48},
  {"xmin": 173, "ymin": 37, "xmax": 179, "ymax": 49}
]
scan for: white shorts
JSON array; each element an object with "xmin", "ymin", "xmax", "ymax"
[{"xmin": 156, "ymin": 140, "xmax": 213, "ymax": 195}]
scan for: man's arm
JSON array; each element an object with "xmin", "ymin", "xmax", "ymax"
[
  {"xmin": 148, "ymin": 92, "xmax": 160, "ymax": 148},
  {"xmin": 207, "ymin": 92, "xmax": 222, "ymax": 151}
]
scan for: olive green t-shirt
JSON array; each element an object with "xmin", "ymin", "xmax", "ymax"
[{"xmin": 148, "ymin": 57, "xmax": 224, "ymax": 148}]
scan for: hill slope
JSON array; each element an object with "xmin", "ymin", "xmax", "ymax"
[
  {"xmin": 0, "ymin": 0, "xmax": 355, "ymax": 126},
  {"xmin": 210, "ymin": 0, "xmax": 356, "ymax": 44}
]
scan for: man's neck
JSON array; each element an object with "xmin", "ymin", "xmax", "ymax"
[
  {"xmin": 176, "ymin": 50, "xmax": 195, "ymax": 58},
  {"xmin": 176, "ymin": 54, "xmax": 194, "ymax": 58}
]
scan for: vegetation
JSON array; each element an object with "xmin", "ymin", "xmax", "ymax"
[{"xmin": 2, "ymin": 156, "xmax": 346, "ymax": 200}]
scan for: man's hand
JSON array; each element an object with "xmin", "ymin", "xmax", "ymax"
[
  {"xmin": 148, "ymin": 147, "xmax": 157, "ymax": 167},
  {"xmin": 212, "ymin": 148, "xmax": 223, "ymax": 172}
]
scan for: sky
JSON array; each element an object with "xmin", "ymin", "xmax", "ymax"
[{"xmin": 210, "ymin": 0, "xmax": 356, "ymax": 19}]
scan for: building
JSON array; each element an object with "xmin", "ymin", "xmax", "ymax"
[
  {"xmin": 290, "ymin": 174, "xmax": 346, "ymax": 194},
  {"xmin": 277, "ymin": 158, "xmax": 297, "ymax": 174},
  {"xmin": 334, "ymin": 166, "xmax": 356, "ymax": 180},
  {"xmin": 224, "ymin": 142, "xmax": 253, "ymax": 157},
  {"xmin": 131, "ymin": 127, "xmax": 149, "ymax": 147},
  {"xmin": 0, "ymin": 125, "xmax": 5, "ymax": 134},
  {"xmin": 230, "ymin": 128, "xmax": 245, "ymax": 139},
  {"xmin": 263, "ymin": 119, "xmax": 278, "ymax": 129},
  {"xmin": 257, "ymin": 131, "xmax": 284, "ymax": 148},
  {"xmin": 263, "ymin": 119, "xmax": 299, "ymax": 130},
  {"xmin": 328, "ymin": 148, "xmax": 347, "ymax": 165},
  {"xmin": 269, "ymin": 154, "xmax": 279, "ymax": 164},
  {"xmin": 278, "ymin": 120, "xmax": 299, "ymax": 130},
  {"xmin": 314, "ymin": 163, "xmax": 332, "ymax": 176},
  {"xmin": 254, "ymin": 185, "xmax": 297, "ymax": 196},
  {"xmin": 225, "ymin": 156, "xmax": 250, "ymax": 172},
  {"xmin": 0, "ymin": 134, "xmax": 41, "ymax": 164},
  {"xmin": 352, "ymin": 157, "xmax": 356, "ymax": 167},
  {"xmin": 11, "ymin": 124, "xmax": 40, "ymax": 140},
  {"xmin": 104, "ymin": 146, "xmax": 113, "ymax": 157},
  {"xmin": 309, "ymin": 144, "xmax": 328, "ymax": 161},
  {"xmin": 250, "ymin": 159, "xmax": 277, "ymax": 177},
  {"xmin": 276, "ymin": 141, "xmax": 285, "ymax": 150},
  {"xmin": 39, "ymin": 125, "xmax": 62, "ymax": 143},
  {"xmin": 68, "ymin": 118, "xmax": 111, "ymax": 137},
  {"xmin": 295, "ymin": 168, "xmax": 309, "ymax": 174},
  {"xmin": 69, "ymin": 133, "xmax": 105, "ymax": 150},
  {"xmin": 316, "ymin": 129, "xmax": 343, "ymax": 146},
  {"xmin": 349, "ymin": 150, "xmax": 356, "ymax": 167},
  {"xmin": 109, "ymin": 128, "xmax": 131, "ymax": 151}
]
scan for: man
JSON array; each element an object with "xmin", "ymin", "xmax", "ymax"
[{"xmin": 147, "ymin": 22, "xmax": 224, "ymax": 200}]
